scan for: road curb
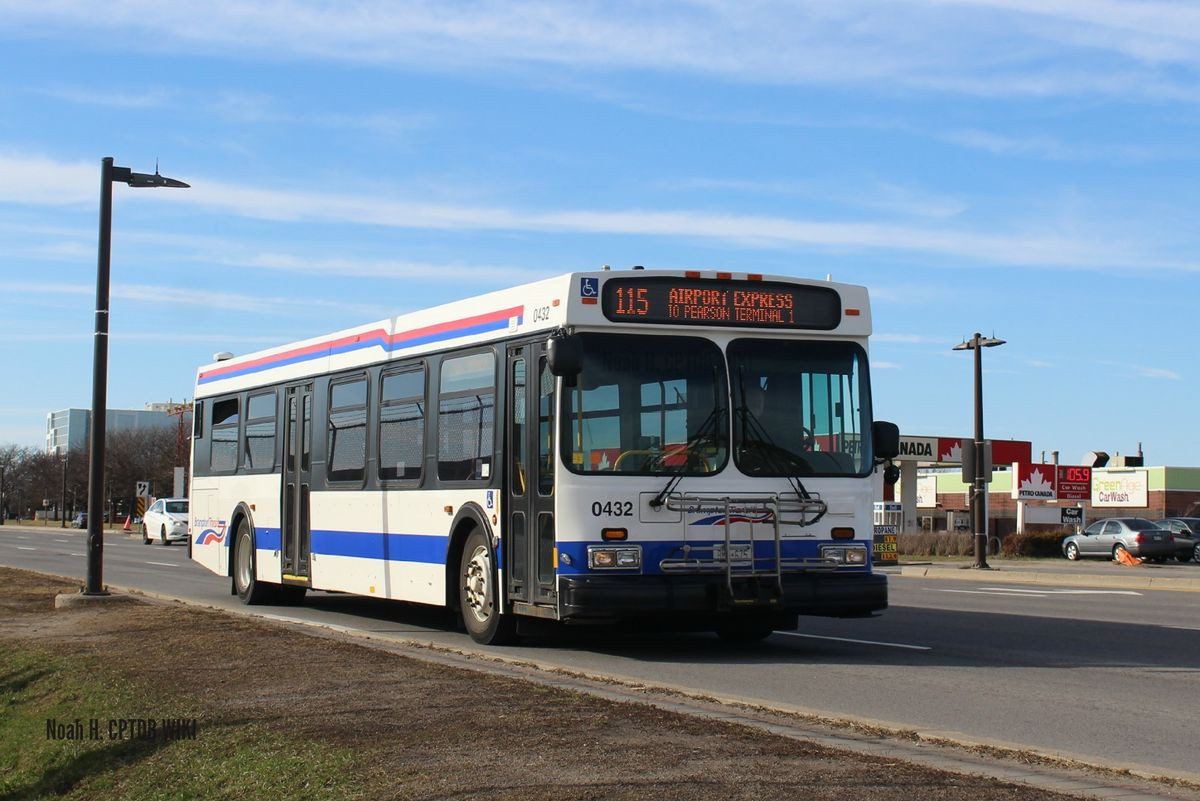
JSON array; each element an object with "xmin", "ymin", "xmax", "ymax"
[{"xmin": 897, "ymin": 565, "xmax": 1200, "ymax": 592}]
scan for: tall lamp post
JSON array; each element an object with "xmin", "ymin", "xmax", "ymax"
[
  {"xmin": 953, "ymin": 332, "xmax": 1005, "ymax": 569},
  {"xmin": 83, "ymin": 157, "xmax": 188, "ymax": 596}
]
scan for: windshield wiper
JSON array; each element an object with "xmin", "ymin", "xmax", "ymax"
[
  {"xmin": 648, "ymin": 403, "xmax": 726, "ymax": 510},
  {"xmin": 733, "ymin": 369, "xmax": 824, "ymax": 526}
]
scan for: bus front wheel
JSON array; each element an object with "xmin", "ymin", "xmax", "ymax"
[{"xmin": 458, "ymin": 529, "xmax": 515, "ymax": 645}]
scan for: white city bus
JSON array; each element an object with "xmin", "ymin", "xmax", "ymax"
[{"xmin": 189, "ymin": 269, "xmax": 900, "ymax": 644}]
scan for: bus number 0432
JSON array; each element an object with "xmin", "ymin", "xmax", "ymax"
[{"xmin": 591, "ymin": 500, "xmax": 634, "ymax": 517}]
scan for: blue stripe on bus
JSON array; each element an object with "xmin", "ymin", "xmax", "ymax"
[{"xmin": 254, "ymin": 528, "xmax": 448, "ymax": 564}]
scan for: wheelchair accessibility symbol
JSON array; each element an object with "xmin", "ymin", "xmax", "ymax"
[{"xmin": 580, "ymin": 277, "xmax": 599, "ymax": 298}]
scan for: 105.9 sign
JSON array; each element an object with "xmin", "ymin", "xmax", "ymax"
[{"xmin": 1056, "ymin": 465, "xmax": 1092, "ymax": 500}]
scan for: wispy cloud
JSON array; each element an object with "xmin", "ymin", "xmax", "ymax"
[
  {"xmin": 669, "ymin": 177, "xmax": 968, "ymax": 218},
  {"xmin": 2, "ymin": 154, "xmax": 1196, "ymax": 274},
  {"xmin": 0, "ymin": 280, "xmax": 388, "ymax": 319},
  {"xmin": 36, "ymin": 84, "xmax": 173, "ymax": 109},
  {"xmin": 874, "ymin": 334, "xmax": 948, "ymax": 345},
  {"xmin": 943, "ymin": 128, "xmax": 1171, "ymax": 162},
  {"xmin": 1095, "ymin": 359, "xmax": 1182, "ymax": 380},
  {"xmin": 2, "ymin": 1, "xmax": 1199, "ymax": 101}
]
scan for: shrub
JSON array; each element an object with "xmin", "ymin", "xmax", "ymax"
[
  {"xmin": 897, "ymin": 531, "xmax": 974, "ymax": 557},
  {"xmin": 1001, "ymin": 530, "xmax": 1069, "ymax": 558}
]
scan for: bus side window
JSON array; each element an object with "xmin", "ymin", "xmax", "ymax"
[
  {"xmin": 193, "ymin": 400, "xmax": 204, "ymax": 440},
  {"xmin": 210, "ymin": 396, "xmax": 239, "ymax": 473},
  {"xmin": 328, "ymin": 376, "xmax": 368, "ymax": 483},
  {"xmin": 379, "ymin": 366, "xmax": 425, "ymax": 483},
  {"xmin": 438, "ymin": 351, "xmax": 495, "ymax": 482}
]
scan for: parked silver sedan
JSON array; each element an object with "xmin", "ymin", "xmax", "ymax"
[
  {"xmin": 1062, "ymin": 517, "xmax": 1176, "ymax": 562},
  {"xmin": 1155, "ymin": 517, "xmax": 1200, "ymax": 563}
]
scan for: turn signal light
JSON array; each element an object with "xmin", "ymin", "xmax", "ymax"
[{"xmin": 602, "ymin": 528, "xmax": 628, "ymax": 541}]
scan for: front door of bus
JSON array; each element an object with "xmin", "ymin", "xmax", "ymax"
[
  {"xmin": 505, "ymin": 344, "xmax": 556, "ymax": 607},
  {"xmin": 281, "ymin": 382, "xmax": 313, "ymax": 583}
]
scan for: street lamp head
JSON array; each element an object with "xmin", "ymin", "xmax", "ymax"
[
  {"xmin": 109, "ymin": 162, "xmax": 190, "ymax": 189},
  {"xmin": 952, "ymin": 334, "xmax": 1006, "ymax": 351}
]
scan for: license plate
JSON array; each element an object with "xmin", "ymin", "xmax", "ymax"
[{"xmin": 713, "ymin": 543, "xmax": 753, "ymax": 561}]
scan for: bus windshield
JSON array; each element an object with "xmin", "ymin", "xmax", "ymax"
[
  {"xmin": 565, "ymin": 333, "xmax": 728, "ymax": 475},
  {"xmin": 729, "ymin": 338, "xmax": 870, "ymax": 477}
]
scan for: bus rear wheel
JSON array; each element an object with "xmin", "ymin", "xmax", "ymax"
[
  {"xmin": 459, "ymin": 529, "xmax": 515, "ymax": 645},
  {"xmin": 233, "ymin": 519, "xmax": 274, "ymax": 605}
]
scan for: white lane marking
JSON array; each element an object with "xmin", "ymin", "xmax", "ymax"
[
  {"xmin": 776, "ymin": 632, "xmax": 932, "ymax": 651},
  {"xmin": 979, "ymin": 587, "xmax": 1143, "ymax": 596},
  {"xmin": 70, "ymin": 553, "xmax": 84, "ymax": 557},
  {"xmin": 1167, "ymin": 625, "xmax": 1200, "ymax": 631},
  {"xmin": 144, "ymin": 561, "xmax": 177, "ymax": 568},
  {"xmin": 16, "ymin": 546, "xmax": 36, "ymax": 551},
  {"xmin": 934, "ymin": 589, "xmax": 1047, "ymax": 597},
  {"xmin": 54, "ymin": 539, "xmax": 70, "ymax": 543}
]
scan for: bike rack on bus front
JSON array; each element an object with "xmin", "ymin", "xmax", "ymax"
[{"xmin": 657, "ymin": 492, "xmax": 834, "ymax": 602}]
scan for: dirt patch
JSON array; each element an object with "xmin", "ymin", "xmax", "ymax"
[{"xmin": 0, "ymin": 567, "xmax": 1082, "ymax": 800}]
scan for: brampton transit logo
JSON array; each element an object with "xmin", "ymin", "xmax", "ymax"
[{"xmin": 194, "ymin": 519, "xmax": 228, "ymax": 546}]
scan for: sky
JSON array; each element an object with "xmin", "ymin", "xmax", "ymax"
[{"xmin": 1, "ymin": 0, "xmax": 1197, "ymax": 466}]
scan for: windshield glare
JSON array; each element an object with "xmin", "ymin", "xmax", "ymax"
[
  {"xmin": 165, "ymin": 501, "xmax": 188, "ymax": 514},
  {"xmin": 729, "ymin": 338, "xmax": 870, "ymax": 477},
  {"xmin": 565, "ymin": 334, "xmax": 727, "ymax": 475}
]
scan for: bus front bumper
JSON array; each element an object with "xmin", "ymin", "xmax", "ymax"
[{"xmin": 557, "ymin": 571, "xmax": 887, "ymax": 621}]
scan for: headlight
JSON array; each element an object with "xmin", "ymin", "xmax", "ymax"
[
  {"xmin": 587, "ymin": 545, "xmax": 642, "ymax": 570},
  {"xmin": 819, "ymin": 544, "xmax": 867, "ymax": 565}
]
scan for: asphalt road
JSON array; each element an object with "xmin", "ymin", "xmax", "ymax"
[{"xmin": 3, "ymin": 524, "xmax": 1198, "ymax": 780}]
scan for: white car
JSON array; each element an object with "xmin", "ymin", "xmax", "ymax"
[{"xmin": 142, "ymin": 498, "xmax": 189, "ymax": 546}]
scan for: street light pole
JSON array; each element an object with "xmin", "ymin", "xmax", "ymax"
[
  {"xmin": 953, "ymin": 332, "xmax": 1006, "ymax": 569},
  {"xmin": 61, "ymin": 454, "xmax": 67, "ymax": 528},
  {"xmin": 83, "ymin": 157, "xmax": 188, "ymax": 596}
]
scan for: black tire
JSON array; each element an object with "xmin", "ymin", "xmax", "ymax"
[
  {"xmin": 142, "ymin": 524, "xmax": 150, "ymax": 545},
  {"xmin": 186, "ymin": 534, "xmax": 192, "ymax": 559},
  {"xmin": 232, "ymin": 518, "xmax": 275, "ymax": 604},
  {"xmin": 458, "ymin": 529, "xmax": 515, "ymax": 645},
  {"xmin": 1194, "ymin": 543, "xmax": 1200, "ymax": 563},
  {"xmin": 1113, "ymin": 544, "xmax": 1127, "ymax": 561},
  {"xmin": 1064, "ymin": 542, "xmax": 1079, "ymax": 561},
  {"xmin": 714, "ymin": 617, "xmax": 776, "ymax": 643},
  {"xmin": 160, "ymin": 525, "xmax": 170, "ymax": 545}
]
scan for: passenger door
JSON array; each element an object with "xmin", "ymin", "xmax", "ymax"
[
  {"xmin": 505, "ymin": 342, "xmax": 557, "ymax": 609},
  {"xmin": 281, "ymin": 382, "xmax": 313, "ymax": 584},
  {"xmin": 1080, "ymin": 522, "xmax": 1103, "ymax": 555}
]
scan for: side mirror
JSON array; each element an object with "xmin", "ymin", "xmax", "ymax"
[
  {"xmin": 873, "ymin": 420, "xmax": 900, "ymax": 460},
  {"xmin": 547, "ymin": 332, "xmax": 583, "ymax": 384}
]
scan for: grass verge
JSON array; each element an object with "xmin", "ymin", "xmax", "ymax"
[{"xmin": 0, "ymin": 646, "xmax": 361, "ymax": 801}]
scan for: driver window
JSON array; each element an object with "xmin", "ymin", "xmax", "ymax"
[
  {"xmin": 1102, "ymin": 521, "xmax": 1121, "ymax": 535},
  {"xmin": 1084, "ymin": 522, "xmax": 1102, "ymax": 535}
]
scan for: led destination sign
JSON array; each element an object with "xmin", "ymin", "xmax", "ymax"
[{"xmin": 601, "ymin": 277, "xmax": 841, "ymax": 330}]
